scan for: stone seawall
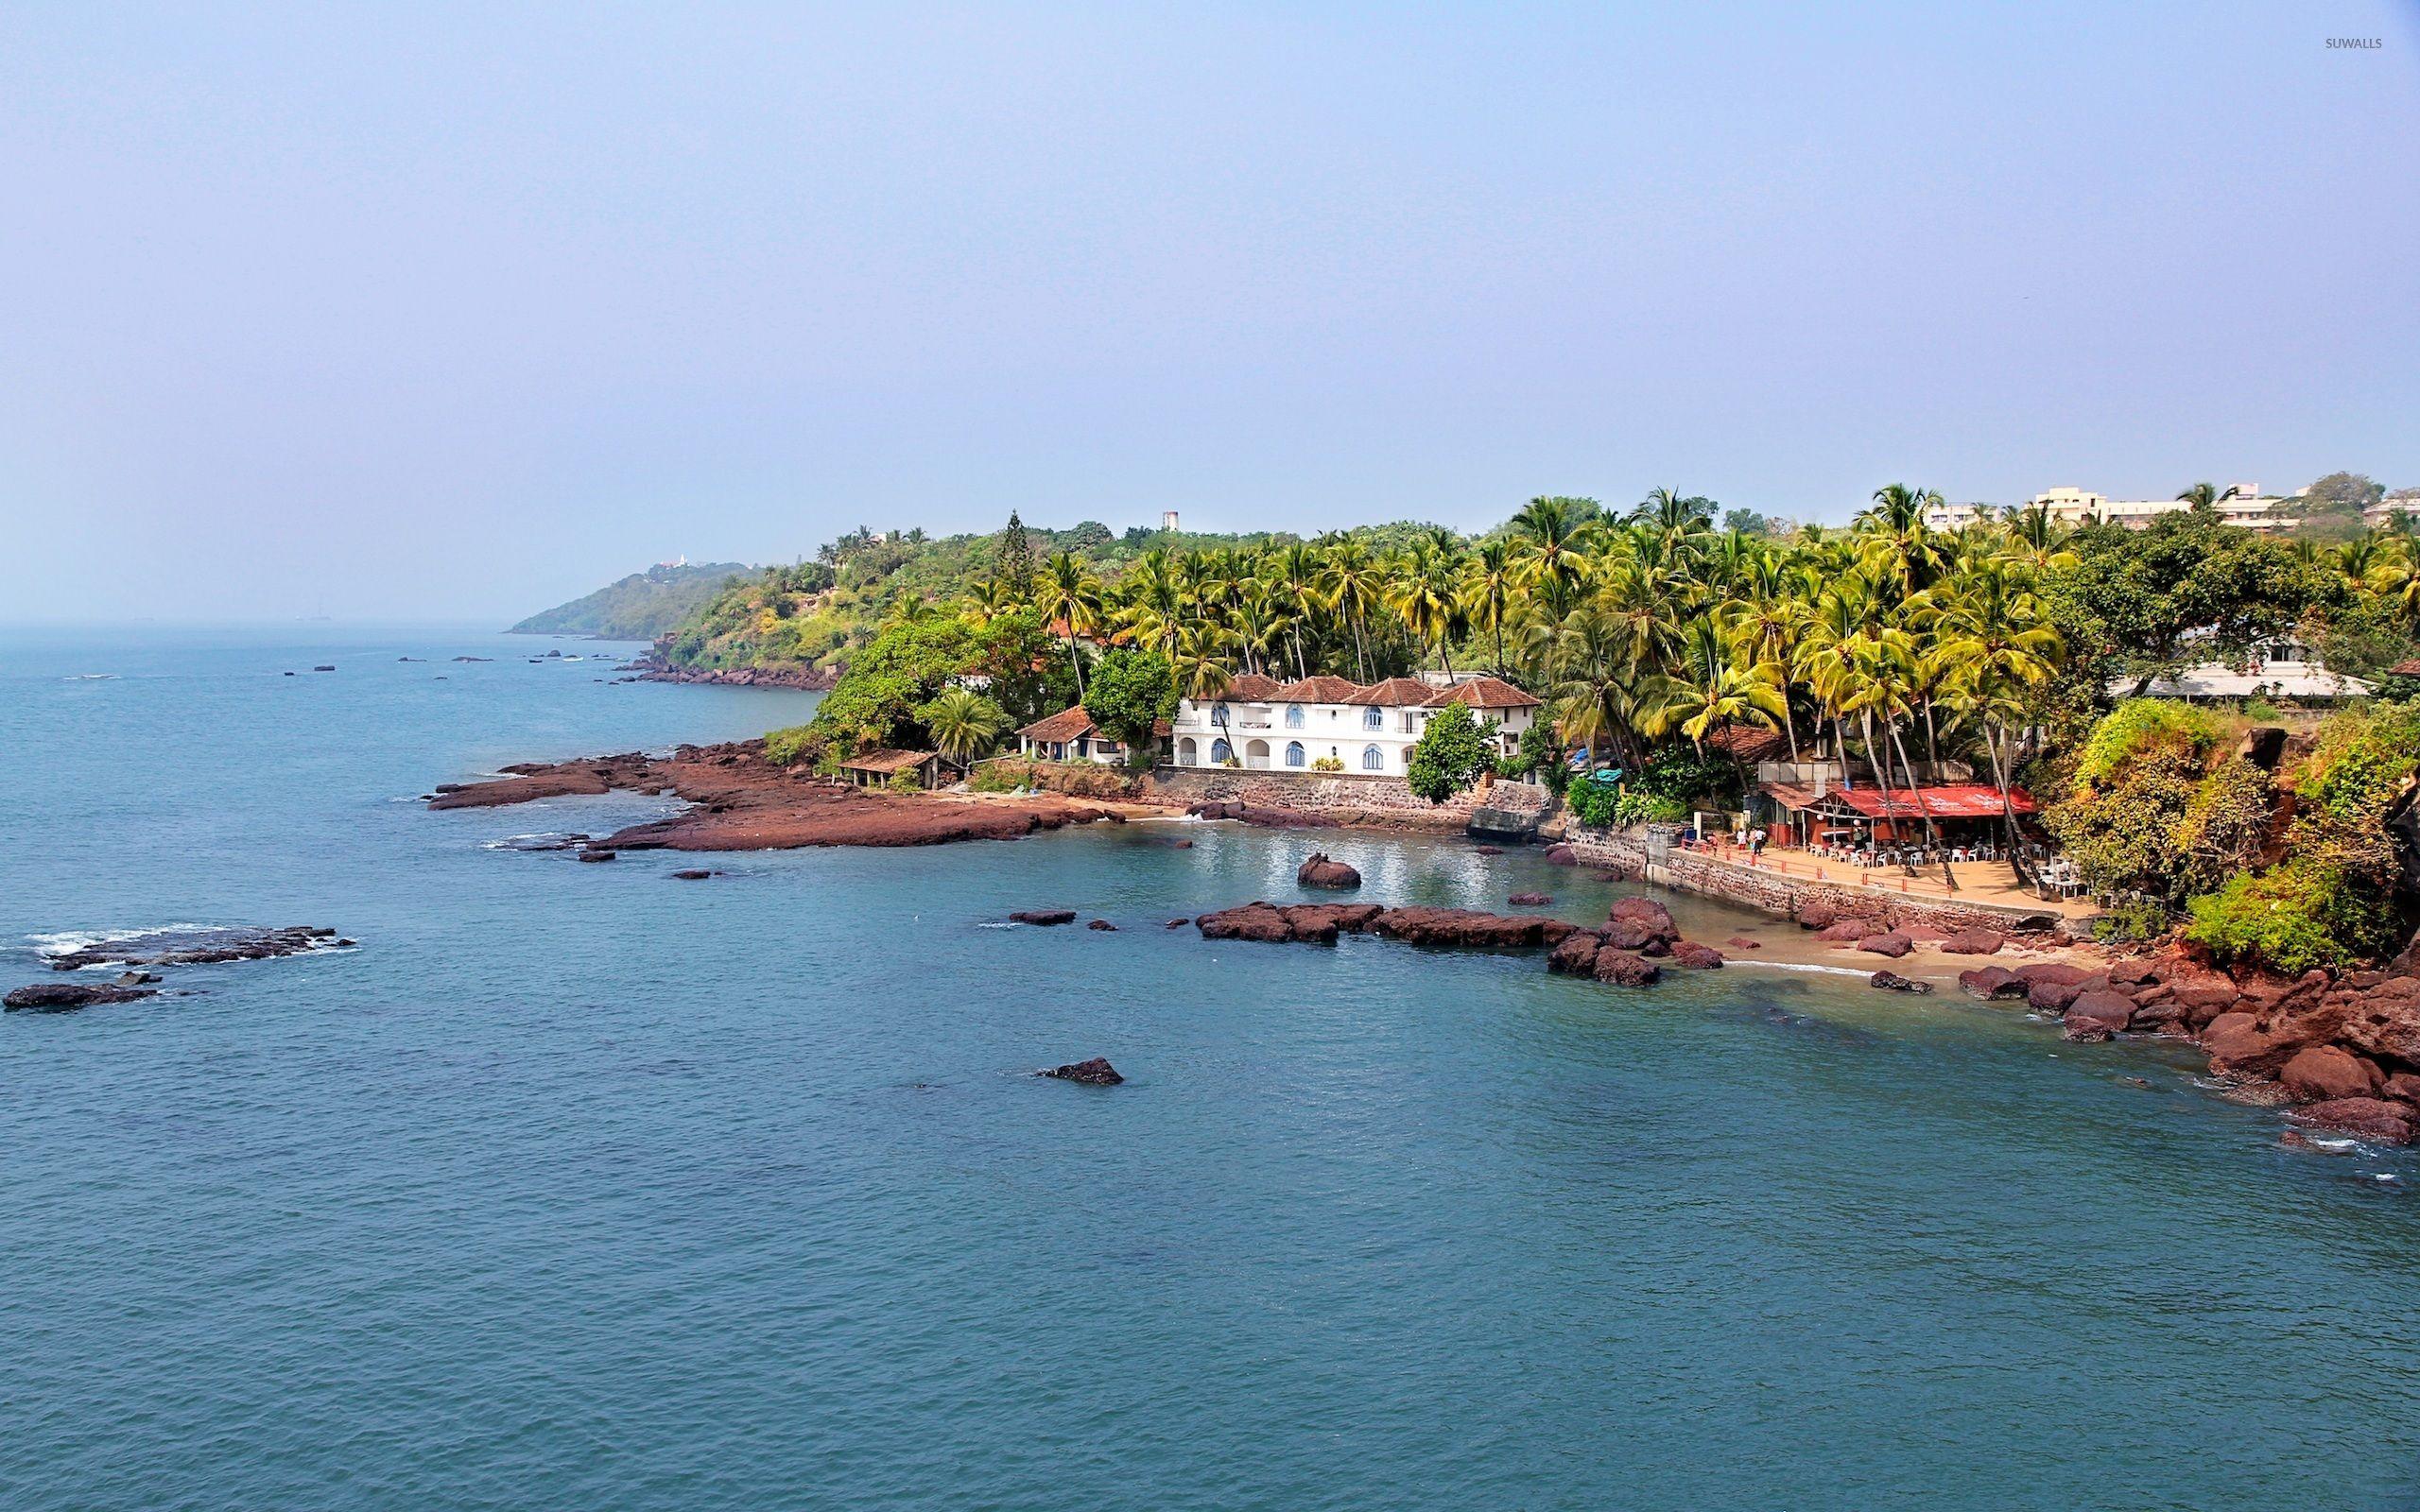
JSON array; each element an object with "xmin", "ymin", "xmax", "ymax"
[
  {"xmin": 1566, "ymin": 824, "xmax": 2071, "ymax": 935},
  {"xmin": 1142, "ymin": 768, "xmax": 1551, "ymax": 830}
]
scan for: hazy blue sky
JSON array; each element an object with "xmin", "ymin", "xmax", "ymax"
[{"xmin": 4, "ymin": 2, "xmax": 2416, "ymax": 624}]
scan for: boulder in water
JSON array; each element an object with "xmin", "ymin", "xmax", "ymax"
[
  {"xmin": 1011, "ymin": 909, "xmax": 1077, "ymax": 926},
  {"xmin": 1509, "ymin": 892, "xmax": 1552, "ymax": 906},
  {"xmin": 1869, "ymin": 971, "xmax": 1931, "ymax": 993},
  {"xmin": 1087, "ymin": 919, "xmax": 1118, "ymax": 932},
  {"xmin": 1297, "ymin": 852, "xmax": 1362, "ymax": 889},
  {"xmin": 7, "ymin": 982, "xmax": 157, "ymax": 1011},
  {"xmin": 1042, "ymin": 1057, "xmax": 1124, "ymax": 1086}
]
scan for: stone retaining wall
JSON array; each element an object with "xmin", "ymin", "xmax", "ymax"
[
  {"xmin": 1142, "ymin": 767, "xmax": 1550, "ymax": 828},
  {"xmin": 1566, "ymin": 824, "xmax": 2072, "ymax": 935}
]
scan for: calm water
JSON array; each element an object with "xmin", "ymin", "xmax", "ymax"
[{"xmin": 3, "ymin": 626, "xmax": 2416, "ymax": 1511}]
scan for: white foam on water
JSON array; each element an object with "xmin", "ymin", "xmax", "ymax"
[
  {"xmin": 1732, "ymin": 959, "xmax": 1876, "ymax": 979},
  {"xmin": 63, "ymin": 673, "xmax": 119, "ymax": 680},
  {"xmin": 26, "ymin": 923, "xmax": 224, "ymax": 960}
]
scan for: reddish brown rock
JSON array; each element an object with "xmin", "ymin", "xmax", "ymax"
[
  {"xmin": 1547, "ymin": 930, "xmax": 1604, "ymax": 976},
  {"xmin": 2063, "ymin": 1018, "xmax": 2115, "ymax": 1043},
  {"xmin": 1372, "ymin": 907, "xmax": 1572, "ymax": 950},
  {"xmin": 1590, "ymin": 949, "xmax": 1660, "ymax": 987},
  {"xmin": 1164, "ymin": 918, "xmax": 1191, "ymax": 929},
  {"xmin": 2384, "ymin": 1071, "xmax": 2420, "ymax": 1106},
  {"xmin": 1011, "ymin": 909, "xmax": 1078, "ymax": 926},
  {"xmin": 2280, "ymin": 1045, "xmax": 2382, "ymax": 1104},
  {"xmin": 1813, "ymin": 920, "xmax": 1873, "ymax": 944},
  {"xmin": 1960, "ymin": 966, "xmax": 2029, "ymax": 1000},
  {"xmin": 1726, "ymin": 935, "xmax": 1763, "ymax": 950},
  {"xmin": 1544, "ymin": 845, "xmax": 1578, "ymax": 866},
  {"xmin": 1509, "ymin": 892, "xmax": 1553, "ymax": 906},
  {"xmin": 2293, "ymin": 1097, "xmax": 2415, "ymax": 1143},
  {"xmin": 1869, "ymin": 971, "xmax": 1931, "ymax": 994},
  {"xmin": 1669, "ymin": 941, "xmax": 1725, "ymax": 970},
  {"xmin": 1087, "ymin": 919, "xmax": 1118, "ymax": 932},
  {"xmin": 1940, "ymin": 929, "xmax": 2004, "ymax": 955},
  {"xmin": 2065, "ymin": 989, "xmax": 2137, "ymax": 1038},
  {"xmin": 1297, "ymin": 852, "xmax": 1362, "ymax": 890},
  {"xmin": 1798, "ymin": 901, "xmax": 1840, "ymax": 930},
  {"xmin": 1856, "ymin": 931, "xmax": 1912, "ymax": 959}
]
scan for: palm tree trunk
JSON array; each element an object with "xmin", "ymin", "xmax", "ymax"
[
  {"xmin": 1067, "ymin": 633, "xmax": 1085, "ymax": 699},
  {"xmin": 1890, "ymin": 721, "xmax": 1939, "ymax": 846}
]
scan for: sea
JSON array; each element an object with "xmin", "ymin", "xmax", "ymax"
[{"xmin": 4, "ymin": 625, "xmax": 2416, "ymax": 1512}]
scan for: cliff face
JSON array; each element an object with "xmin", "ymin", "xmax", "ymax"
[{"xmin": 510, "ymin": 562, "xmax": 752, "ymax": 639}]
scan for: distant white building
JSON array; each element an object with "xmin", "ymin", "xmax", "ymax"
[
  {"xmin": 1926, "ymin": 485, "xmax": 2293, "ymax": 533},
  {"xmin": 1161, "ymin": 510, "xmax": 1181, "ymax": 532},
  {"xmin": 2129, "ymin": 639, "xmax": 2371, "ymax": 702},
  {"xmin": 1169, "ymin": 673, "xmax": 1541, "ymax": 772}
]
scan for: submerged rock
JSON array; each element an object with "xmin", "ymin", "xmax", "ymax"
[
  {"xmin": 1509, "ymin": 892, "xmax": 1553, "ymax": 906},
  {"xmin": 578, "ymin": 850, "xmax": 617, "ymax": 863},
  {"xmin": 2294, "ymin": 1097, "xmax": 2414, "ymax": 1144},
  {"xmin": 1011, "ymin": 909, "xmax": 1078, "ymax": 926},
  {"xmin": 670, "ymin": 869, "xmax": 715, "ymax": 880},
  {"xmin": 1087, "ymin": 919, "xmax": 1118, "ymax": 931},
  {"xmin": 7, "ymin": 982, "xmax": 158, "ymax": 1011},
  {"xmin": 1042, "ymin": 1057, "xmax": 1124, "ymax": 1086},
  {"xmin": 1591, "ymin": 949, "xmax": 1660, "ymax": 987}
]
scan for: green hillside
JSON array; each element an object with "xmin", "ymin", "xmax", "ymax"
[{"xmin": 510, "ymin": 560, "xmax": 753, "ymax": 639}]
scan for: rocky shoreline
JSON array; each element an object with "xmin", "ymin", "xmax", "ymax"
[
  {"xmin": 1190, "ymin": 889, "xmax": 2420, "ymax": 1145},
  {"xmin": 428, "ymin": 741, "xmax": 1136, "ymax": 850},
  {"xmin": 618, "ymin": 656, "xmax": 838, "ymax": 691}
]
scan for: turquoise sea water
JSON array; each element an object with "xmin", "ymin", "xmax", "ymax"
[{"xmin": 3, "ymin": 626, "xmax": 2416, "ymax": 1511}]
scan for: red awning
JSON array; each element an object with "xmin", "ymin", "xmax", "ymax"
[
  {"xmin": 1835, "ymin": 783, "xmax": 2035, "ymax": 818},
  {"xmin": 1760, "ymin": 782, "xmax": 2034, "ymax": 818}
]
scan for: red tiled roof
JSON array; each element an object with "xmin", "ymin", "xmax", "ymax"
[
  {"xmin": 1342, "ymin": 677, "xmax": 1433, "ymax": 707},
  {"xmin": 1017, "ymin": 706, "xmax": 1096, "ymax": 743},
  {"xmin": 840, "ymin": 747, "xmax": 938, "ymax": 774},
  {"xmin": 1424, "ymin": 676, "xmax": 1541, "ymax": 710},
  {"xmin": 1222, "ymin": 674, "xmax": 1284, "ymax": 701},
  {"xmin": 1761, "ymin": 782, "xmax": 2035, "ymax": 818},
  {"xmin": 1275, "ymin": 675, "xmax": 1364, "ymax": 703},
  {"xmin": 1703, "ymin": 723, "xmax": 1787, "ymax": 761},
  {"xmin": 2392, "ymin": 658, "xmax": 2420, "ymax": 677}
]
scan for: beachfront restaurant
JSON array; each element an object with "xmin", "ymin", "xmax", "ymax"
[
  {"xmin": 1752, "ymin": 781, "xmax": 2038, "ymax": 862},
  {"xmin": 840, "ymin": 748, "xmax": 943, "ymax": 790}
]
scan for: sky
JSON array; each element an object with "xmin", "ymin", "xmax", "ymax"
[{"xmin": 3, "ymin": 2, "xmax": 2417, "ymax": 625}]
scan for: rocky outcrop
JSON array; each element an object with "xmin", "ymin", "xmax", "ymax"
[
  {"xmin": 1856, "ymin": 931, "xmax": 1912, "ymax": 959},
  {"xmin": 1604, "ymin": 897, "xmax": 1681, "ymax": 955},
  {"xmin": 1869, "ymin": 971, "xmax": 1931, "ymax": 994},
  {"xmin": 1011, "ymin": 909, "xmax": 1078, "ymax": 926},
  {"xmin": 1509, "ymin": 892, "xmax": 1552, "ymax": 906},
  {"xmin": 1087, "ymin": 919, "xmax": 1118, "ymax": 931},
  {"xmin": 1187, "ymin": 800, "xmax": 1340, "ymax": 829},
  {"xmin": 1591, "ymin": 949, "xmax": 1661, "ymax": 987},
  {"xmin": 578, "ymin": 850, "xmax": 616, "ymax": 862},
  {"xmin": 2281, "ymin": 1045, "xmax": 2381, "ymax": 1103},
  {"xmin": 1940, "ymin": 929, "xmax": 2005, "ymax": 955},
  {"xmin": 6, "ymin": 982, "xmax": 159, "ymax": 1011},
  {"xmin": 2295, "ymin": 1098, "xmax": 2415, "ymax": 1143},
  {"xmin": 1370, "ymin": 907, "xmax": 1575, "ymax": 950},
  {"xmin": 1669, "ymin": 941, "xmax": 1725, "ymax": 970},
  {"xmin": 43, "ymin": 925, "xmax": 341, "ymax": 972},
  {"xmin": 631, "ymin": 656, "xmax": 840, "ymax": 691},
  {"xmin": 1042, "ymin": 1057, "xmax": 1124, "ymax": 1086},
  {"xmin": 1296, "ymin": 853, "xmax": 1362, "ymax": 889},
  {"xmin": 1544, "ymin": 845, "xmax": 1577, "ymax": 866}
]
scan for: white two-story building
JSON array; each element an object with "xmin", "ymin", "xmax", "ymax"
[{"xmin": 1168, "ymin": 673, "xmax": 1541, "ymax": 773}]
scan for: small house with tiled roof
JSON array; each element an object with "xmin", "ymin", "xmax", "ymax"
[
  {"xmin": 1014, "ymin": 704, "xmax": 1167, "ymax": 765},
  {"xmin": 839, "ymin": 748, "xmax": 943, "ymax": 789}
]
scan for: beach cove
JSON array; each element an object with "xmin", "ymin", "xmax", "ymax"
[{"xmin": 6, "ymin": 627, "xmax": 2418, "ymax": 1511}]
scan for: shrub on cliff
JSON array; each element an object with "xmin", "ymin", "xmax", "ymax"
[
  {"xmin": 2185, "ymin": 863, "xmax": 2366, "ymax": 976},
  {"xmin": 765, "ymin": 724, "xmax": 819, "ymax": 766},
  {"xmin": 1406, "ymin": 701, "xmax": 1497, "ymax": 803}
]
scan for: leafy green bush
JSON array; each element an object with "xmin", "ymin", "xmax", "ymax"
[
  {"xmin": 1504, "ymin": 722, "xmax": 1568, "ymax": 794},
  {"xmin": 2184, "ymin": 862, "xmax": 2373, "ymax": 975},
  {"xmin": 1631, "ymin": 744, "xmax": 1738, "ymax": 806},
  {"xmin": 1566, "ymin": 780, "xmax": 1617, "ymax": 829},
  {"xmin": 1406, "ymin": 702, "xmax": 1497, "ymax": 803},
  {"xmin": 764, "ymin": 724, "xmax": 821, "ymax": 766},
  {"xmin": 2070, "ymin": 700, "xmax": 2219, "ymax": 792},
  {"xmin": 2090, "ymin": 898, "xmax": 2171, "ymax": 945},
  {"xmin": 1613, "ymin": 791, "xmax": 1689, "ymax": 825},
  {"xmin": 2171, "ymin": 757, "xmax": 2273, "ymax": 897}
]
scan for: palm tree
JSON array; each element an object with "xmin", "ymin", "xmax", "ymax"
[
  {"xmin": 1511, "ymin": 496, "xmax": 1595, "ymax": 617},
  {"xmin": 1041, "ymin": 551, "xmax": 1103, "ymax": 698},
  {"xmin": 1319, "ymin": 539, "xmax": 1385, "ymax": 681},
  {"xmin": 1638, "ymin": 626, "xmax": 1787, "ymax": 771},
  {"xmin": 1463, "ymin": 540, "xmax": 1516, "ymax": 675},
  {"xmin": 925, "ymin": 687, "xmax": 1008, "ymax": 768},
  {"xmin": 1389, "ymin": 539, "xmax": 1466, "ymax": 676},
  {"xmin": 2175, "ymin": 481, "xmax": 2239, "ymax": 511},
  {"xmin": 1272, "ymin": 541, "xmax": 1322, "ymax": 679}
]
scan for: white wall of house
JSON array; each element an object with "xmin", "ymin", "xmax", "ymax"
[{"xmin": 1168, "ymin": 695, "xmax": 1531, "ymax": 772}]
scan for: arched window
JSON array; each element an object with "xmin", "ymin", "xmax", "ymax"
[
  {"xmin": 1362, "ymin": 745, "xmax": 1384, "ymax": 771},
  {"xmin": 1363, "ymin": 706, "xmax": 1383, "ymax": 730},
  {"xmin": 1212, "ymin": 702, "xmax": 1229, "ymax": 726},
  {"xmin": 1285, "ymin": 741, "xmax": 1305, "ymax": 767},
  {"xmin": 1177, "ymin": 737, "xmax": 1198, "ymax": 766},
  {"xmin": 1286, "ymin": 704, "xmax": 1305, "ymax": 729},
  {"xmin": 1211, "ymin": 738, "xmax": 1232, "ymax": 764}
]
